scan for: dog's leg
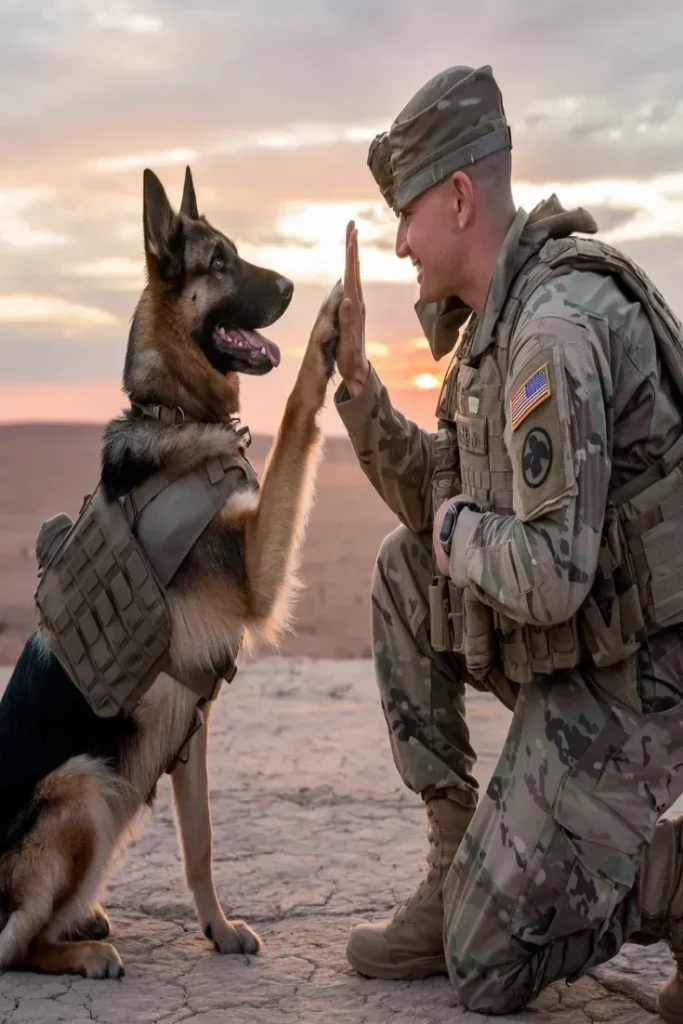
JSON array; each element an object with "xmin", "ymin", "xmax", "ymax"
[
  {"xmin": 0, "ymin": 757, "xmax": 126, "ymax": 979},
  {"xmin": 171, "ymin": 703, "xmax": 260, "ymax": 955},
  {"xmin": 243, "ymin": 281, "xmax": 342, "ymax": 621}
]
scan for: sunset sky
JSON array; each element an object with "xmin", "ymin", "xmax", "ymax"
[{"xmin": 3, "ymin": 0, "xmax": 683, "ymax": 435}]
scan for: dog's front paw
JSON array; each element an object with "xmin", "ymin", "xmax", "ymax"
[
  {"xmin": 300, "ymin": 279, "xmax": 343, "ymax": 390},
  {"xmin": 79, "ymin": 941, "xmax": 124, "ymax": 980},
  {"xmin": 317, "ymin": 279, "xmax": 343, "ymax": 380},
  {"xmin": 204, "ymin": 915, "xmax": 262, "ymax": 956}
]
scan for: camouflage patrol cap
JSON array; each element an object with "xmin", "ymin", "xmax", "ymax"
[{"xmin": 368, "ymin": 64, "xmax": 511, "ymax": 214}]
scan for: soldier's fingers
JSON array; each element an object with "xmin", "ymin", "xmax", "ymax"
[
  {"xmin": 345, "ymin": 240, "xmax": 361, "ymax": 306},
  {"xmin": 346, "ymin": 219, "xmax": 355, "ymax": 249},
  {"xmin": 344, "ymin": 238, "xmax": 356, "ymax": 298},
  {"xmin": 340, "ymin": 299, "xmax": 362, "ymax": 345},
  {"xmin": 350, "ymin": 230, "xmax": 363, "ymax": 306},
  {"xmin": 344, "ymin": 221, "xmax": 356, "ymax": 292},
  {"xmin": 353, "ymin": 229, "xmax": 363, "ymax": 303}
]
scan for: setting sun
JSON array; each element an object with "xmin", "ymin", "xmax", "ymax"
[{"xmin": 413, "ymin": 373, "xmax": 440, "ymax": 390}]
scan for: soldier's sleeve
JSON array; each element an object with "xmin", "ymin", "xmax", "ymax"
[
  {"xmin": 447, "ymin": 316, "xmax": 611, "ymax": 626},
  {"xmin": 334, "ymin": 363, "xmax": 440, "ymax": 533}
]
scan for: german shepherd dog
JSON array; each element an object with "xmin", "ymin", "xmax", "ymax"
[{"xmin": 0, "ymin": 167, "xmax": 342, "ymax": 979}]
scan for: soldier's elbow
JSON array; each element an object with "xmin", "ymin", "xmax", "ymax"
[
  {"xmin": 535, "ymin": 578, "xmax": 591, "ymax": 627},
  {"xmin": 398, "ymin": 509, "xmax": 431, "ymax": 534}
]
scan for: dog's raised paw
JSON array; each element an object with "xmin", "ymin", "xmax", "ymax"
[
  {"xmin": 321, "ymin": 330, "xmax": 340, "ymax": 380},
  {"xmin": 317, "ymin": 279, "xmax": 343, "ymax": 379}
]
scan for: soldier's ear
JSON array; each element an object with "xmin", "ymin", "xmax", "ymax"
[
  {"xmin": 143, "ymin": 168, "xmax": 180, "ymax": 263},
  {"xmin": 180, "ymin": 166, "xmax": 199, "ymax": 220}
]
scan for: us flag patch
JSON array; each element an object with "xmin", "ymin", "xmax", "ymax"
[{"xmin": 510, "ymin": 364, "xmax": 551, "ymax": 431}]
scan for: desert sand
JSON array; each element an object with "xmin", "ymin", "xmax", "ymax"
[{"xmin": 0, "ymin": 660, "xmax": 666, "ymax": 1023}]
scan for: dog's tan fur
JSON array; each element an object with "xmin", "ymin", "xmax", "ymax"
[{"xmin": 0, "ymin": 167, "xmax": 341, "ymax": 978}]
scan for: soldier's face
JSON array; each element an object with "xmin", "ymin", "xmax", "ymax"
[{"xmin": 395, "ymin": 178, "xmax": 470, "ymax": 303}]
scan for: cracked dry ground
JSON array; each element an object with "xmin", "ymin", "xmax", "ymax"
[{"xmin": 0, "ymin": 658, "xmax": 673, "ymax": 1023}]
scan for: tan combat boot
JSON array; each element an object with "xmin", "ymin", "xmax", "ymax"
[
  {"xmin": 346, "ymin": 797, "xmax": 474, "ymax": 980},
  {"xmin": 634, "ymin": 814, "xmax": 683, "ymax": 1024}
]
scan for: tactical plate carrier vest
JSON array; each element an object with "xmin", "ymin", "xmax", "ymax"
[
  {"xmin": 430, "ymin": 234, "xmax": 683, "ymax": 683},
  {"xmin": 34, "ymin": 428, "xmax": 257, "ymax": 719}
]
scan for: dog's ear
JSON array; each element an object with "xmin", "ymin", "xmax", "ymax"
[
  {"xmin": 143, "ymin": 169, "xmax": 179, "ymax": 263},
  {"xmin": 180, "ymin": 166, "xmax": 199, "ymax": 220}
]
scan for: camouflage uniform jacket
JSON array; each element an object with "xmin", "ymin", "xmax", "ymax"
[{"xmin": 335, "ymin": 197, "xmax": 683, "ymax": 681}]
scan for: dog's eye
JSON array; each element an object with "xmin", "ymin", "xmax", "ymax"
[{"xmin": 211, "ymin": 256, "xmax": 225, "ymax": 273}]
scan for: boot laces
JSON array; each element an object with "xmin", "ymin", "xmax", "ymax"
[{"xmin": 394, "ymin": 806, "xmax": 442, "ymax": 920}]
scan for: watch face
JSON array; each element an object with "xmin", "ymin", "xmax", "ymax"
[{"xmin": 440, "ymin": 504, "xmax": 458, "ymax": 546}]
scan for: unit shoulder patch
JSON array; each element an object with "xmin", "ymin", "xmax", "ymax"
[{"xmin": 521, "ymin": 426, "xmax": 552, "ymax": 488}]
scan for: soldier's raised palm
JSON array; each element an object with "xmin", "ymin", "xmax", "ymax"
[{"xmin": 337, "ymin": 220, "xmax": 370, "ymax": 397}]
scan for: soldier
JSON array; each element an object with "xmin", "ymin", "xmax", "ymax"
[{"xmin": 333, "ymin": 63, "xmax": 683, "ymax": 1021}]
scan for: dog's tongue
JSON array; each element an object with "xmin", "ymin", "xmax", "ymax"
[{"xmin": 235, "ymin": 328, "xmax": 281, "ymax": 367}]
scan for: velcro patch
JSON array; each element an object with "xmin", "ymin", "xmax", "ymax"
[
  {"xmin": 521, "ymin": 426, "xmax": 552, "ymax": 488},
  {"xmin": 510, "ymin": 363, "xmax": 551, "ymax": 432},
  {"xmin": 456, "ymin": 415, "xmax": 487, "ymax": 455},
  {"xmin": 508, "ymin": 347, "xmax": 576, "ymax": 521}
]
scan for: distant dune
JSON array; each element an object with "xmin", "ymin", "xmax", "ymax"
[{"xmin": 0, "ymin": 424, "xmax": 399, "ymax": 665}]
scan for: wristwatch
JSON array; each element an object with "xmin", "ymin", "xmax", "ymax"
[{"xmin": 439, "ymin": 499, "xmax": 480, "ymax": 557}]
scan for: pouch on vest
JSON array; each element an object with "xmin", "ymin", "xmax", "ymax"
[
  {"xmin": 428, "ymin": 575, "xmax": 467, "ymax": 655},
  {"xmin": 578, "ymin": 508, "xmax": 643, "ymax": 669},
  {"xmin": 35, "ymin": 485, "xmax": 172, "ymax": 718},
  {"xmin": 429, "ymin": 575, "xmax": 451, "ymax": 652},
  {"xmin": 34, "ymin": 449, "xmax": 257, "ymax": 718},
  {"xmin": 508, "ymin": 234, "xmax": 683, "ymax": 651},
  {"xmin": 491, "ymin": 609, "xmax": 584, "ymax": 684},
  {"xmin": 428, "ymin": 572, "xmax": 495, "ymax": 681},
  {"xmin": 36, "ymin": 513, "xmax": 74, "ymax": 570},
  {"xmin": 617, "ymin": 435, "xmax": 683, "ymax": 635},
  {"xmin": 462, "ymin": 588, "xmax": 495, "ymax": 680}
]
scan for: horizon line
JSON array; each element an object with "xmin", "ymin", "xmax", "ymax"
[{"xmin": 0, "ymin": 420, "xmax": 355, "ymax": 439}]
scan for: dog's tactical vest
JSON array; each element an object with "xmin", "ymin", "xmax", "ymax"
[
  {"xmin": 34, "ymin": 422, "xmax": 257, "ymax": 718},
  {"xmin": 430, "ymin": 233, "xmax": 683, "ymax": 683}
]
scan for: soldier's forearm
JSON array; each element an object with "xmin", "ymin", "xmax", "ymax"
[
  {"xmin": 448, "ymin": 504, "xmax": 601, "ymax": 626},
  {"xmin": 334, "ymin": 364, "xmax": 436, "ymax": 532}
]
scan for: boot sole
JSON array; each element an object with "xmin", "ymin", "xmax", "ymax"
[{"xmin": 346, "ymin": 945, "xmax": 448, "ymax": 981}]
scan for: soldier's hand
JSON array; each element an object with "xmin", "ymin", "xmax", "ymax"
[
  {"xmin": 337, "ymin": 220, "xmax": 369, "ymax": 398},
  {"xmin": 432, "ymin": 495, "xmax": 480, "ymax": 577}
]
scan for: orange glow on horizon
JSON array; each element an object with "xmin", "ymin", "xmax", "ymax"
[{"xmin": 413, "ymin": 373, "xmax": 440, "ymax": 390}]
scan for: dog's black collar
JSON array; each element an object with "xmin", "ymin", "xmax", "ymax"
[
  {"xmin": 131, "ymin": 402, "xmax": 191, "ymax": 426},
  {"xmin": 130, "ymin": 402, "xmax": 251, "ymax": 448}
]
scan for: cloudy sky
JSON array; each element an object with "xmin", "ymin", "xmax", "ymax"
[{"xmin": 3, "ymin": 0, "xmax": 683, "ymax": 434}]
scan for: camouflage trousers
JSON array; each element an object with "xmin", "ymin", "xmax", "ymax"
[{"xmin": 373, "ymin": 525, "xmax": 683, "ymax": 1014}]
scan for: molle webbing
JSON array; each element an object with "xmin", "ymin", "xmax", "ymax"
[
  {"xmin": 430, "ymin": 232, "xmax": 683, "ymax": 679},
  {"xmin": 35, "ymin": 449, "xmax": 256, "ymax": 717},
  {"xmin": 36, "ymin": 485, "xmax": 171, "ymax": 718}
]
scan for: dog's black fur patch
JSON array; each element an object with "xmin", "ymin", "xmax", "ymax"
[
  {"xmin": 100, "ymin": 448, "xmax": 158, "ymax": 504},
  {"xmin": 0, "ymin": 635, "xmax": 138, "ymax": 856}
]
